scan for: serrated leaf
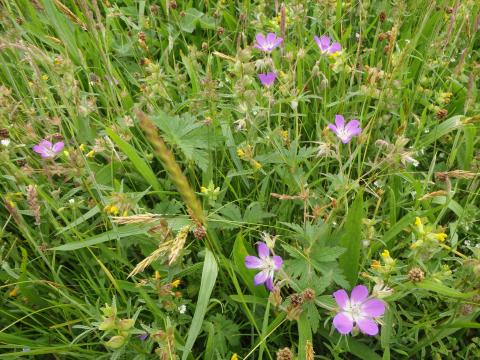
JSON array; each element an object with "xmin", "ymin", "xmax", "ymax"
[{"xmin": 311, "ymin": 246, "xmax": 346, "ymax": 262}]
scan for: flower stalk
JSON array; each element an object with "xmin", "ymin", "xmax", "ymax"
[{"xmin": 136, "ymin": 111, "xmax": 205, "ymax": 226}]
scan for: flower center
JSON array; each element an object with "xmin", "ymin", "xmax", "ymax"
[
  {"xmin": 261, "ymin": 257, "xmax": 276, "ymax": 272},
  {"xmin": 344, "ymin": 300, "xmax": 363, "ymax": 321},
  {"xmin": 336, "ymin": 127, "xmax": 350, "ymax": 142}
]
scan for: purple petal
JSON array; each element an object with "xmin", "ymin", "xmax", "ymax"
[
  {"xmin": 328, "ymin": 123, "xmax": 338, "ymax": 134},
  {"xmin": 253, "ymin": 270, "xmax": 269, "ymax": 286},
  {"xmin": 258, "ymin": 72, "xmax": 276, "ymax": 87},
  {"xmin": 272, "ymin": 255, "xmax": 283, "ymax": 270},
  {"xmin": 257, "ymin": 242, "xmax": 270, "ymax": 259},
  {"xmin": 332, "ymin": 289, "xmax": 349, "ymax": 309},
  {"xmin": 357, "ymin": 317, "xmax": 379, "ymax": 336},
  {"xmin": 266, "ymin": 32, "xmax": 276, "ymax": 43},
  {"xmin": 345, "ymin": 120, "xmax": 362, "ymax": 136},
  {"xmin": 273, "ymin": 37, "xmax": 283, "ymax": 47},
  {"xmin": 245, "ymin": 255, "xmax": 263, "ymax": 269},
  {"xmin": 361, "ymin": 299, "xmax": 385, "ymax": 318},
  {"xmin": 332, "ymin": 312, "xmax": 353, "ymax": 334},
  {"xmin": 334, "ymin": 115, "xmax": 345, "ymax": 128},
  {"xmin": 52, "ymin": 141, "xmax": 64, "ymax": 153},
  {"xmin": 340, "ymin": 135, "xmax": 353, "ymax": 144},
  {"xmin": 265, "ymin": 277, "xmax": 274, "ymax": 291},
  {"xmin": 32, "ymin": 145, "xmax": 46, "ymax": 155},
  {"xmin": 317, "ymin": 35, "xmax": 331, "ymax": 51},
  {"xmin": 314, "ymin": 36, "xmax": 322, "ymax": 49},
  {"xmin": 329, "ymin": 42, "xmax": 342, "ymax": 53},
  {"xmin": 39, "ymin": 140, "xmax": 53, "ymax": 148},
  {"xmin": 137, "ymin": 333, "xmax": 149, "ymax": 341},
  {"xmin": 256, "ymin": 33, "xmax": 266, "ymax": 46},
  {"xmin": 351, "ymin": 285, "xmax": 369, "ymax": 304}
]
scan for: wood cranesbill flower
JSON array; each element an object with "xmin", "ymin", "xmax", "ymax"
[
  {"xmin": 245, "ymin": 242, "xmax": 283, "ymax": 291},
  {"xmin": 258, "ymin": 72, "xmax": 277, "ymax": 87},
  {"xmin": 332, "ymin": 285, "xmax": 385, "ymax": 336},
  {"xmin": 314, "ymin": 35, "xmax": 341, "ymax": 55},
  {"xmin": 254, "ymin": 33, "xmax": 283, "ymax": 52},
  {"xmin": 328, "ymin": 115, "xmax": 362, "ymax": 144},
  {"xmin": 33, "ymin": 139, "xmax": 64, "ymax": 158}
]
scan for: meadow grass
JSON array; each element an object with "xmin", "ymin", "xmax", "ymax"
[{"xmin": 0, "ymin": 0, "xmax": 479, "ymax": 359}]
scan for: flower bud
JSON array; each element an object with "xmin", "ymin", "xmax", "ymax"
[
  {"xmin": 105, "ymin": 335, "xmax": 126, "ymax": 349},
  {"xmin": 117, "ymin": 318, "xmax": 135, "ymax": 331}
]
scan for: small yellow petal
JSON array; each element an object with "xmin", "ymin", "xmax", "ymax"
[
  {"xmin": 435, "ymin": 233, "xmax": 447, "ymax": 242},
  {"xmin": 171, "ymin": 279, "xmax": 181, "ymax": 288}
]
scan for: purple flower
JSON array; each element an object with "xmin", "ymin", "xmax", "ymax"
[
  {"xmin": 245, "ymin": 242, "xmax": 283, "ymax": 291},
  {"xmin": 137, "ymin": 333, "xmax": 149, "ymax": 341},
  {"xmin": 258, "ymin": 72, "xmax": 277, "ymax": 87},
  {"xmin": 328, "ymin": 115, "xmax": 362, "ymax": 144},
  {"xmin": 332, "ymin": 285, "xmax": 385, "ymax": 336},
  {"xmin": 314, "ymin": 35, "xmax": 341, "ymax": 55},
  {"xmin": 254, "ymin": 33, "xmax": 283, "ymax": 52},
  {"xmin": 33, "ymin": 140, "xmax": 64, "ymax": 159}
]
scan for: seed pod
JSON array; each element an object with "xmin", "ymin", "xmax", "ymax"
[{"xmin": 408, "ymin": 267, "xmax": 425, "ymax": 282}]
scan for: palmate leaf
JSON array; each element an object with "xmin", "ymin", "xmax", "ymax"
[{"xmin": 151, "ymin": 111, "xmax": 222, "ymax": 171}]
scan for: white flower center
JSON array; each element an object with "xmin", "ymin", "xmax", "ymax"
[
  {"xmin": 343, "ymin": 300, "xmax": 364, "ymax": 321},
  {"xmin": 261, "ymin": 257, "xmax": 276, "ymax": 272},
  {"xmin": 336, "ymin": 127, "xmax": 350, "ymax": 142}
]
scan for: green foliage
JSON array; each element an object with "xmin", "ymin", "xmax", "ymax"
[{"xmin": 0, "ymin": 0, "xmax": 479, "ymax": 359}]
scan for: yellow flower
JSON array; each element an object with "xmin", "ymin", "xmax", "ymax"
[
  {"xmin": 252, "ymin": 160, "xmax": 262, "ymax": 170},
  {"xmin": 371, "ymin": 260, "xmax": 382, "ymax": 270},
  {"xmin": 41, "ymin": 74, "xmax": 49, "ymax": 81},
  {"xmin": 236, "ymin": 148, "xmax": 245, "ymax": 158},
  {"xmin": 200, "ymin": 186, "xmax": 207, "ymax": 193},
  {"xmin": 104, "ymin": 204, "xmax": 119, "ymax": 215},
  {"xmin": 154, "ymin": 271, "xmax": 161, "ymax": 280},
  {"xmin": 415, "ymin": 217, "xmax": 424, "ymax": 233},
  {"xmin": 86, "ymin": 150, "xmax": 95, "ymax": 158},
  {"xmin": 171, "ymin": 279, "xmax": 181, "ymax": 288},
  {"xmin": 79, "ymin": 143, "xmax": 86, "ymax": 151},
  {"xmin": 381, "ymin": 250, "xmax": 390, "ymax": 259},
  {"xmin": 280, "ymin": 130, "xmax": 289, "ymax": 142},
  {"xmin": 231, "ymin": 354, "xmax": 238, "ymax": 360},
  {"xmin": 434, "ymin": 233, "xmax": 447, "ymax": 242}
]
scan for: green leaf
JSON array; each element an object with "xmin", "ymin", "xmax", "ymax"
[
  {"xmin": 182, "ymin": 249, "xmax": 218, "ymax": 360},
  {"xmin": 297, "ymin": 312, "xmax": 312, "ymax": 360},
  {"xmin": 416, "ymin": 279, "xmax": 477, "ymax": 299},
  {"xmin": 339, "ymin": 191, "xmax": 364, "ymax": 287},
  {"xmin": 105, "ymin": 128, "xmax": 162, "ymax": 192},
  {"xmin": 51, "ymin": 225, "xmax": 149, "ymax": 251},
  {"xmin": 179, "ymin": 8, "xmax": 204, "ymax": 33},
  {"xmin": 419, "ymin": 115, "xmax": 464, "ymax": 148},
  {"xmin": 311, "ymin": 246, "xmax": 346, "ymax": 262},
  {"xmin": 151, "ymin": 112, "xmax": 221, "ymax": 171}
]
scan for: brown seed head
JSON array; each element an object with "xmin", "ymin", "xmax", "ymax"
[
  {"xmin": 408, "ymin": 267, "xmax": 425, "ymax": 283},
  {"xmin": 276, "ymin": 347, "xmax": 293, "ymax": 360}
]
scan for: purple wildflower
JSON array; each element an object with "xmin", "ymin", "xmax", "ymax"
[
  {"xmin": 258, "ymin": 72, "xmax": 277, "ymax": 87},
  {"xmin": 314, "ymin": 35, "xmax": 341, "ymax": 55},
  {"xmin": 254, "ymin": 33, "xmax": 283, "ymax": 52},
  {"xmin": 137, "ymin": 333, "xmax": 149, "ymax": 341},
  {"xmin": 33, "ymin": 140, "xmax": 64, "ymax": 159},
  {"xmin": 332, "ymin": 285, "xmax": 385, "ymax": 336},
  {"xmin": 328, "ymin": 115, "xmax": 362, "ymax": 144},
  {"xmin": 245, "ymin": 242, "xmax": 283, "ymax": 291}
]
